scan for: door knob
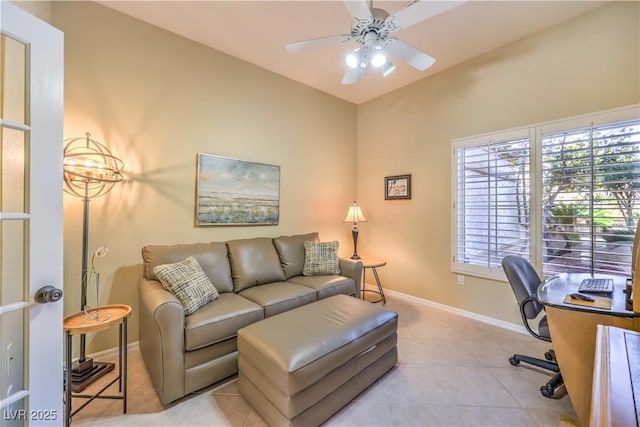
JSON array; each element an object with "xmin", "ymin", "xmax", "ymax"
[{"xmin": 35, "ymin": 285, "xmax": 63, "ymax": 304}]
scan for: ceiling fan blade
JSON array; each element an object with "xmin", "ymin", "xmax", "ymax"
[
  {"xmin": 341, "ymin": 67, "xmax": 365, "ymax": 85},
  {"xmin": 386, "ymin": 0, "xmax": 465, "ymax": 31},
  {"xmin": 343, "ymin": 0, "xmax": 372, "ymax": 21},
  {"xmin": 286, "ymin": 34, "xmax": 353, "ymax": 53},
  {"xmin": 386, "ymin": 38, "xmax": 435, "ymax": 71}
]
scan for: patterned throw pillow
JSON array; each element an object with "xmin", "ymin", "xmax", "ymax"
[
  {"xmin": 302, "ymin": 240, "xmax": 341, "ymax": 276},
  {"xmin": 153, "ymin": 256, "xmax": 219, "ymax": 315}
]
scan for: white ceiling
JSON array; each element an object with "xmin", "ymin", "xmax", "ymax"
[{"xmin": 98, "ymin": 1, "xmax": 609, "ymax": 105}]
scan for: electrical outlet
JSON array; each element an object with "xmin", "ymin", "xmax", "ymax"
[{"xmin": 457, "ymin": 275, "xmax": 465, "ymax": 285}]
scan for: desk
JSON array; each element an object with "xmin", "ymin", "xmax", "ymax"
[
  {"xmin": 360, "ymin": 256, "xmax": 386, "ymax": 304},
  {"xmin": 64, "ymin": 304, "xmax": 131, "ymax": 427},
  {"xmin": 537, "ymin": 274, "xmax": 639, "ymax": 426}
]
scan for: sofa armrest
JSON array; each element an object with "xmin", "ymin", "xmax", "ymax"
[
  {"xmin": 339, "ymin": 257, "xmax": 363, "ymax": 296},
  {"xmin": 138, "ymin": 277, "xmax": 186, "ymax": 405}
]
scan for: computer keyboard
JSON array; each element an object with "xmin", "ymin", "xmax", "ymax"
[{"xmin": 578, "ymin": 278, "xmax": 614, "ymax": 294}]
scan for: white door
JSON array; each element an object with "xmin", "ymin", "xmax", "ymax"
[{"xmin": 0, "ymin": 2, "xmax": 64, "ymax": 426}]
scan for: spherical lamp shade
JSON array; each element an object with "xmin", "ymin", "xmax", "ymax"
[{"xmin": 63, "ymin": 133, "xmax": 124, "ymax": 199}]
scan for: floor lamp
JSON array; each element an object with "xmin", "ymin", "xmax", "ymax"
[
  {"xmin": 344, "ymin": 201, "xmax": 367, "ymax": 259},
  {"xmin": 63, "ymin": 132, "xmax": 124, "ymax": 390}
]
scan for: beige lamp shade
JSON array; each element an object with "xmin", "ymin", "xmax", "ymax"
[{"xmin": 344, "ymin": 202, "xmax": 367, "ymax": 223}]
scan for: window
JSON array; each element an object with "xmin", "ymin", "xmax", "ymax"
[
  {"xmin": 453, "ymin": 106, "xmax": 640, "ymax": 280},
  {"xmin": 455, "ymin": 130, "xmax": 531, "ymax": 278},
  {"xmin": 542, "ymin": 119, "xmax": 640, "ymax": 276}
]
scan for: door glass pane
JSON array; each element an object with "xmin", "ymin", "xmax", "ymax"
[
  {"xmin": 0, "ymin": 220, "xmax": 25, "ymax": 306},
  {"xmin": 0, "ymin": 34, "xmax": 27, "ymax": 124},
  {"xmin": 1, "ymin": 127, "xmax": 26, "ymax": 213},
  {"xmin": 0, "ymin": 310, "xmax": 25, "ymax": 426}
]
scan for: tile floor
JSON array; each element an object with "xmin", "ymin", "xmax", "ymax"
[{"xmin": 70, "ymin": 293, "xmax": 579, "ymax": 426}]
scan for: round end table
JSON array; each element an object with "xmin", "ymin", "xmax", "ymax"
[{"xmin": 359, "ymin": 256, "xmax": 387, "ymax": 304}]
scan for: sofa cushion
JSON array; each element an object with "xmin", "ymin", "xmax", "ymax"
[
  {"xmin": 239, "ymin": 282, "xmax": 317, "ymax": 317},
  {"xmin": 153, "ymin": 256, "xmax": 219, "ymax": 316},
  {"xmin": 302, "ymin": 241, "xmax": 341, "ymax": 276},
  {"xmin": 273, "ymin": 232, "xmax": 320, "ymax": 279},
  {"xmin": 287, "ymin": 275, "xmax": 356, "ymax": 299},
  {"xmin": 227, "ymin": 238, "xmax": 286, "ymax": 292},
  {"xmin": 184, "ymin": 293, "xmax": 264, "ymax": 351},
  {"xmin": 142, "ymin": 242, "xmax": 234, "ymax": 293}
]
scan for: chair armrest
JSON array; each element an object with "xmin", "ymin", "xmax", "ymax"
[
  {"xmin": 339, "ymin": 257, "xmax": 363, "ymax": 296},
  {"xmin": 520, "ymin": 295, "xmax": 551, "ymax": 342},
  {"xmin": 138, "ymin": 277, "xmax": 186, "ymax": 405}
]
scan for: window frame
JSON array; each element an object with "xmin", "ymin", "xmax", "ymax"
[
  {"xmin": 452, "ymin": 104, "xmax": 640, "ymax": 281},
  {"xmin": 452, "ymin": 127, "xmax": 535, "ymax": 280}
]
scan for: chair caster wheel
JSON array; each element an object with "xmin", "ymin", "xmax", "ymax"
[
  {"xmin": 540, "ymin": 385, "xmax": 554, "ymax": 398},
  {"xmin": 509, "ymin": 356, "xmax": 518, "ymax": 366}
]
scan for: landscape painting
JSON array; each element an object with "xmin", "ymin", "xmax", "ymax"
[{"xmin": 196, "ymin": 154, "xmax": 280, "ymax": 225}]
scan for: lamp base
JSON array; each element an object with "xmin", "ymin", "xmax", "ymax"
[
  {"xmin": 351, "ymin": 225, "xmax": 362, "ymax": 261},
  {"xmin": 69, "ymin": 361, "xmax": 115, "ymax": 392},
  {"xmin": 72, "ymin": 357, "xmax": 94, "ymax": 374}
]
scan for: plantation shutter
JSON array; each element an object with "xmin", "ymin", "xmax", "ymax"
[
  {"xmin": 455, "ymin": 134, "xmax": 531, "ymax": 271},
  {"xmin": 541, "ymin": 119, "xmax": 640, "ymax": 276}
]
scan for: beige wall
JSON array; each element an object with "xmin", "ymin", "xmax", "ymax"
[
  {"xmin": 356, "ymin": 1, "xmax": 640, "ymax": 325},
  {"xmin": 51, "ymin": 1, "xmax": 357, "ymax": 353}
]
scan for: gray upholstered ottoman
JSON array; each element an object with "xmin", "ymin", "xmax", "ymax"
[{"xmin": 237, "ymin": 294, "xmax": 398, "ymax": 427}]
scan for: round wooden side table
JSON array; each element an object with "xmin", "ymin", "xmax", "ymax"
[
  {"xmin": 360, "ymin": 256, "xmax": 387, "ymax": 304},
  {"xmin": 63, "ymin": 304, "xmax": 131, "ymax": 427}
]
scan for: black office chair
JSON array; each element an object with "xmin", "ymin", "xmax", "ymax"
[{"xmin": 501, "ymin": 255, "xmax": 564, "ymax": 398}]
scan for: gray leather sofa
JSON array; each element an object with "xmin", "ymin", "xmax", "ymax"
[{"xmin": 138, "ymin": 232, "xmax": 363, "ymax": 405}]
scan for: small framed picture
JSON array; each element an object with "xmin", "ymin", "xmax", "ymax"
[{"xmin": 385, "ymin": 174, "xmax": 411, "ymax": 200}]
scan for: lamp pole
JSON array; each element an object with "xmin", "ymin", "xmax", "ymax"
[
  {"xmin": 79, "ymin": 185, "xmax": 90, "ymax": 362},
  {"xmin": 351, "ymin": 221, "xmax": 361, "ymax": 260}
]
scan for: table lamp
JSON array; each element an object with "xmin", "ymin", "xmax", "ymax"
[{"xmin": 343, "ymin": 201, "xmax": 367, "ymax": 259}]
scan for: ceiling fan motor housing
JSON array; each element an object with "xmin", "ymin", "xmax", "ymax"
[{"xmin": 351, "ymin": 8, "xmax": 391, "ymax": 44}]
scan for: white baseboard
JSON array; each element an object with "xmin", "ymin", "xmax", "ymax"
[{"xmin": 363, "ymin": 283, "xmax": 528, "ymax": 336}]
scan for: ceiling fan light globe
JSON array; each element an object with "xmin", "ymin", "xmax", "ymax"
[
  {"xmin": 371, "ymin": 52, "xmax": 386, "ymax": 68},
  {"xmin": 370, "ymin": 44, "xmax": 386, "ymax": 68},
  {"xmin": 345, "ymin": 49, "xmax": 359, "ymax": 69}
]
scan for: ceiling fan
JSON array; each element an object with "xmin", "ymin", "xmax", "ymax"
[{"xmin": 286, "ymin": 0, "xmax": 464, "ymax": 85}]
